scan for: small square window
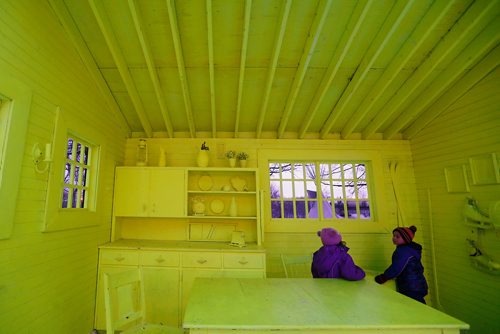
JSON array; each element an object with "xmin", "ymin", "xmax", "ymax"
[{"xmin": 61, "ymin": 135, "xmax": 93, "ymax": 209}]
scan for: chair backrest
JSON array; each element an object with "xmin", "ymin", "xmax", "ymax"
[
  {"xmin": 281, "ymin": 254, "xmax": 312, "ymax": 278},
  {"xmin": 104, "ymin": 269, "xmax": 146, "ymax": 333}
]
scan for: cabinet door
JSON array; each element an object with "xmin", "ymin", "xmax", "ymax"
[
  {"xmin": 143, "ymin": 267, "xmax": 180, "ymax": 326},
  {"xmin": 114, "ymin": 168, "xmax": 149, "ymax": 216},
  {"xmin": 150, "ymin": 169, "xmax": 185, "ymax": 217}
]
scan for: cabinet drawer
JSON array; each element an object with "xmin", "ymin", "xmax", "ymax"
[
  {"xmin": 100, "ymin": 250, "xmax": 138, "ymax": 266},
  {"xmin": 141, "ymin": 251, "xmax": 180, "ymax": 267},
  {"xmin": 223, "ymin": 253, "xmax": 264, "ymax": 269},
  {"xmin": 182, "ymin": 252, "xmax": 222, "ymax": 268}
]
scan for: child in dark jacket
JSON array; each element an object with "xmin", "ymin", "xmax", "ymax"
[
  {"xmin": 311, "ymin": 227, "xmax": 365, "ymax": 280},
  {"xmin": 375, "ymin": 225, "xmax": 428, "ymax": 303}
]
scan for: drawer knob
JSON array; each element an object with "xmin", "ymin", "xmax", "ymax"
[
  {"xmin": 114, "ymin": 256, "xmax": 125, "ymax": 262},
  {"xmin": 197, "ymin": 259, "xmax": 208, "ymax": 264},
  {"xmin": 238, "ymin": 260, "xmax": 249, "ymax": 265},
  {"xmin": 156, "ymin": 257, "xmax": 165, "ymax": 263}
]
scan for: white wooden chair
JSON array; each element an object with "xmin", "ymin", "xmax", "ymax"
[
  {"xmin": 103, "ymin": 269, "xmax": 183, "ymax": 334},
  {"xmin": 280, "ymin": 254, "xmax": 313, "ymax": 278}
]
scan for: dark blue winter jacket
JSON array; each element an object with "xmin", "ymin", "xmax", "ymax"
[{"xmin": 383, "ymin": 242, "xmax": 428, "ymax": 296}]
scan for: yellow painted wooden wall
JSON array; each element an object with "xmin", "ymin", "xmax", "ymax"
[
  {"xmin": 122, "ymin": 138, "xmax": 427, "ymax": 292},
  {"xmin": 410, "ymin": 67, "xmax": 500, "ymax": 334},
  {"xmin": 2, "ymin": 1, "xmax": 497, "ymax": 333},
  {"xmin": 0, "ymin": 1, "xmax": 127, "ymax": 333}
]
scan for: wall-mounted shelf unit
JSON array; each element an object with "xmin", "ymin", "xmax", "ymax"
[{"xmin": 112, "ymin": 167, "xmax": 262, "ymax": 245}]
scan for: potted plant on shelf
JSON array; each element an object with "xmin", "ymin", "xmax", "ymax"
[
  {"xmin": 225, "ymin": 150, "xmax": 237, "ymax": 167},
  {"xmin": 237, "ymin": 152, "xmax": 249, "ymax": 167}
]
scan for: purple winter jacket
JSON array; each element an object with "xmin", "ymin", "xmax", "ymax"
[{"xmin": 311, "ymin": 244, "xmax": 365, "ymax": 280}]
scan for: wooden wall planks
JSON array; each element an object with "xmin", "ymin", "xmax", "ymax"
[
  {"xmin": 411, "ymin": 67, "xmax": 500, "ymax": 334},
  {"xmin": 0, "ymin": 1, "xmax": 127, "ymax": 333}
]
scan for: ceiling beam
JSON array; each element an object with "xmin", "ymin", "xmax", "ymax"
[
  {"xmin": 321, "ymin": 0, "xmax": 416, "ymax": 139},
  {"xmin": 385, "ymin": 20, "xmax": 500, "ymax": 139},
  {"xmin": 234, "ymin": 0, "xmax": 252, "ymax": 138},
  {"xmin": 298, "ymin": 0, "xmax": 373, "ymax": 139},
  {"xmin": 206, "ymin": 0, "xmax": 216, "ymax": 138},
  {"xmin": 308, "ymin": 0, "xmax": 375, "ymax": 139},
  {"xmin": 166, "ymin": 0, "xmax": 196, "ymax": 137},
  {"xmin": 128, "ymin": 0, "xmax": 174, "ymax": 138},
  {"xmin": 341, "ymin": 0, "xmax": 454, "ymax": 139},
  {"xmin": 362, "ymin": 0, "xmax": 499, "ymax": 139},
  {"xmin": 277, "ymin": 0, "xmax": 333, "ymax": 139},
  {"xmin": 48, "ymin": 0, "xmax": 130, "ymax": 134},
  {"xmin": 88, "ymin": 0, "xmax": 153, "ymax": 138},
  {"xmin": 405, "ymin": 46, "xmax": 500, "ymax": 139},
  {"xmin": 331, "ymin": 0, "xmax": 418, "ymax": 139},
  {"xmin": 255, "ymin": 0, "xmax": 292, "ymax": 138}
]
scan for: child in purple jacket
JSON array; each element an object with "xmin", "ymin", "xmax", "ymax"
[{"xmin": 311, "ymin": 227, "xmax": 365, "ymax": 280}]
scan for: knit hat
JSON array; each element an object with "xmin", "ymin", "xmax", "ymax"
[
  {"xmin": 317, "ymin": 227, "xmax": 342, "ymax": 246},
  {"xmin": 393, "ymin": 225, "xmax": 417, "ymax": 244}
]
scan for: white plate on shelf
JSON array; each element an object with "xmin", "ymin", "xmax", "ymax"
[
  {"xmin": 230, "ymin": 177, "xmax": 246, "ymax": 192},
  {"xmin": 198, "ymin": 175, "xmax": 213, "ymax": 191},
  {"xmin": 210, "ymin": 199, "xmax": 225, "ymax": 214}
]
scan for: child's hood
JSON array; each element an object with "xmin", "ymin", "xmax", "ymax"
[{"xmin": 397, "ymin": 242, "xmax": 423, "ymax": 259}]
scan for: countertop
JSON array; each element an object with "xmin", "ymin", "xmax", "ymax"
[{"xmin": 99, "ymin": 239, "xmax": 266, "ymax": 252}]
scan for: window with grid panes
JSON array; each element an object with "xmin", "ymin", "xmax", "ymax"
[
  {"xmin": 269, "ymin": 161, "xmax": 371, "ymax": 221},
  {"xmin": 62, "ymin": 135, "xmax": 92, "ymax": 209}
]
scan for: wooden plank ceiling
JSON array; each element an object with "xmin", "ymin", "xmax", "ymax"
[{"xmin": 49, "ymin": 0, "xmax": 500, "ymax": 140}]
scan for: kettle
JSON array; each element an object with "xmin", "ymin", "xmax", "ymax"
[{"xmin": 230, "ymin": 231, "xmax": 246, "ymax": 247}]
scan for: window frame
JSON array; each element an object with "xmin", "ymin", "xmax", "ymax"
[
  {"xmin": 258, "ymin": 149, "xmax": 390, "ymax": 233},
  {"xmin": 43, "ymin": 108, "xmax": 104, "ymax": 232},
  {"xmin": 61, "ymin": 134, "xmax": 95, "ymax": 210},
  {"xmin": 269, "ymin": 161, "xmax": 372, "ymax": 221},
  {"xmin": 0, "ymin": 77, "xmax": 32, "ymax": 239}
]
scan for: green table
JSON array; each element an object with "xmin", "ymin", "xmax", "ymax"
[{"xmin": 183, "ymin": 277, "xmax": 468, "ymax": 334}]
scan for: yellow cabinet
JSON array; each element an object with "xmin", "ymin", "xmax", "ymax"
[
  {"xmin": 113, "ymin": 167, "xmax": 185, "ymax": 217},
  {"xmin": 141, "ymin": 251, "xmax": 181, "ymax": 326},
  {"xmin": 95, "ymin": 243, "xmax": 266, "ymax": 331},
  {"xmin": 222, "ymin": 252, "xmax": 266, "ymax": 279}
]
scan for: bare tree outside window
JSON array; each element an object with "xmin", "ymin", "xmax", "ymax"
[{"xmin": 269, "ymin": 162, "xmax": 371, "ymax": 221}]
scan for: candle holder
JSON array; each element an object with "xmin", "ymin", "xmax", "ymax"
[{"xmin": 32, "ymin": 142, "xmax": 52, "ymax": 173}]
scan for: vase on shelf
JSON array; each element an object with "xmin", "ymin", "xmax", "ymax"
[
  {"xmin": 228, "ymin": 158, "xmax": 236, "ymax": 168},
  {"xmin": 197, "ymin": 142, "xmax": 209, "ymax": 167},
  {"xmin": 239, "ymin": 159, "xmax": 247, "ymax": 168},
  {"xmin": 229, "ymin": 196, "xmax": 238, "ymax": 217}
]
